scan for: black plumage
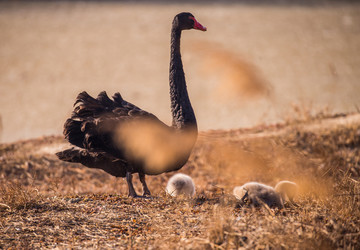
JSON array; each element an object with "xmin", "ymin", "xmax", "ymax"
[{"xmin": 56, "ymin": 12, "xmax": 206, "ymax": 197}]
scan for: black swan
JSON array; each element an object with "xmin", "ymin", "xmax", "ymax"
[{"xmin": 56, "ymin": 12, "xmax": 206, "ymax": 197}]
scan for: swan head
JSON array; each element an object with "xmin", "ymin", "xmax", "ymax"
[{"xmin": 173, "ymin": 12, "xmax": 207, "ymax": 32}]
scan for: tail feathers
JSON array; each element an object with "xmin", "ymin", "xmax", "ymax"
[
  {"xmin": 74, "ymin": 91, "xmax": 98, "ymax": 108},
  {"xmin": 64, "ymin": 91, "xmax": 115, "ymax": 148},
  {"xmin": 74, "ymin": 95, "xmax": 102, "ymax": 118},
  {"xmin": 56, "ymin": 147, "xmax": 86, "ymax": 163},
  {"xmin": 112, "ymin": 92, "xmax": 124, "ymax": 105},
  {"xmin": 63, "ymin": 118, "xmax": 85, "ymax": 148},
  {"xmin": 96, "ymin": 91, "xmax": 114, "ymax": 108},
  {"xmin": 56, "ymin": 147, "xmax": 127, "ymax": 177},
  {"xmin": 71, "ymin": 91, "xmax": 142, "ymax": 120}
]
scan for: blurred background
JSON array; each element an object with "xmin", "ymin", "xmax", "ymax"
[{"xmin": 0, "ymin": 1, "xmax": 359, "ymax": 143}]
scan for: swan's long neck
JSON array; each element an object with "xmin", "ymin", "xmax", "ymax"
[{"xmin": 169, "ymin": 26, "xmax": 197, "ymax": 132}]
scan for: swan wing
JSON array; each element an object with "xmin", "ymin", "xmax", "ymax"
[{"xmin": 63, "ymin": 91, "xmax": 166, "ymax": 157}]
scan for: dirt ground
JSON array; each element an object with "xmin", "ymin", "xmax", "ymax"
[
  {"xmin": 1, "ymin": 113, "xmax": 359, "ymax": 249},
  {"xmin": 1, "ymin": 1, "xmax": 360, "ymax": 143}
]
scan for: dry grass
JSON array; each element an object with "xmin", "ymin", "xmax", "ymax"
[
  {"xmin": 1, "ymin": 113, "xmax": 359, "ymax": 249},
  {"xmin": 0, "ymin": 182, "xmax": 42, "ymax": 210}
]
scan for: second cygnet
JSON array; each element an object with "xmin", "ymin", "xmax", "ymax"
[{"xmin": 233, "ymin": 182, "xmax": 284, "ymax": 208}]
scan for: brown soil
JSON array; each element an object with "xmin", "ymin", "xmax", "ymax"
[{"xmin": 1, "ymin": 113, "xmax": 359, "ymax": 249}]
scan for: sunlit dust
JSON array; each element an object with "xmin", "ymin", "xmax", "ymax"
[
  {"xmin": 114, "ymin": 119, "xmax": 197, "ymax": 175},
  {"xmin": 192, "ymin": 42, "xmax": 271, "ymax": 102}
]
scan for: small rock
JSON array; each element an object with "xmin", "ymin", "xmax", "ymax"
[
  {"xmin": 70, "ymin": 198, "xmax": 82, "ymax": 203},
  {"xmin": 0, "ymin": 203, "xmax": 11, "ymax": 211}
]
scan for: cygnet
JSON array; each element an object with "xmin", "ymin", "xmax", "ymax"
[
  {"xmin": 166, "ymin": 173, "xmax": 195, "ymax": 197},
  {"xmin": 233, "ymin": 182, "xmax": 283, "ymax": 208}
]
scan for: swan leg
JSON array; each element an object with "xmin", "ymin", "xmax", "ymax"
[
  {"xmin": 139, "ymin": 173, "xmax": 151, "ymax": 196},
  {"xmin": 126, "ymin": 172, "xmax": 138, "ymax": 198}
]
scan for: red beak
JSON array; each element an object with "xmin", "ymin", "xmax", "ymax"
[{"xmin": 190, "ymin": 17, "xmax": 207, "ymax": 31}]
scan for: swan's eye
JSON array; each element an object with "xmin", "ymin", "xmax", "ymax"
[{"xmin": 188, "ymin": 16, "xmax": 196, "ymax": 23}]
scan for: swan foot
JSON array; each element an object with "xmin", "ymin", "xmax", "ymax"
[
  {"xmin": 126, "ymin": 172, "xmax": 139, "ymax": 198},
  {"xmin": 139, "ymin": 173, "xmax": 151, "ymax": 197},
  {"xmin": 143, "ymin": 191, "xmax": 151, "ymax": 196}
]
